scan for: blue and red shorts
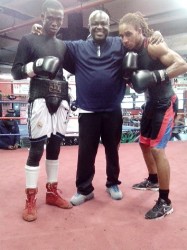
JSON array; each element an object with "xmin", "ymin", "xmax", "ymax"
[{"xmin": 139, "ymin": 95, "xmax": 177, "ymax": 149}]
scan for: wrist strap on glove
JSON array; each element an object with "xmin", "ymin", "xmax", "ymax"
[{"xmin": 153, "ymin": 69, "xmax": 169, "ymax": 83}]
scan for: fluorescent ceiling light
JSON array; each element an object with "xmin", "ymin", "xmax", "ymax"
[{"xmin": 178, "ymin": 0, "xmax": 187, "ymax": 8}]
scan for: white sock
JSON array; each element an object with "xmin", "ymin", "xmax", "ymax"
[
  {"xmin": 46, "ymin": 159, "xmax": 59, "ymax": 183},
  {"xmin": 25, "ymin": 165, "xmax": 40, "ymax": 188}
]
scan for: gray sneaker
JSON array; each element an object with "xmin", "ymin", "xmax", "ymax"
[
  {"xmin": 107, "ymin": 185, "xmax": 123, "ymax": 200},
  {"xmin": 145, "ymin": 198, "xmax": 174, "ymax": 220},
  {"xmin": 132, "ymin": 179, "xmax": 159, "ymax": 191},
  {"xmin": 70, "ymin": 192, "xmax": 94, "ymax": 206}
]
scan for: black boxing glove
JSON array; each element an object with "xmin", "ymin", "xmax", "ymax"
[
  {"xmin": 131, "ymin": 69, "xmax": 169, "ymax": 94},
  {"xmin": 122, "ymin": 52, "xmax": 138, "ymax": 83},
  {"xmin": 22, "ymin": 56, "xmax": 60, "ymax": 80}
]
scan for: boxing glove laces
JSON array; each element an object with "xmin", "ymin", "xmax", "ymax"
[{"xmin": 22, "ymin": 56, "xmax": 60, "ymax": 80}]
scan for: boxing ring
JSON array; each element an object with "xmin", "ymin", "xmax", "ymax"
[
  {"xmin": 0, "ymin": 140, "xmax": 187, "ymax": 250},
  {"xmin": 1, "ymin": 108, "xmax": 187, "ymax": 146},
  {"xmin": 1, "ymin": 82, "xmax": 187, "ymax": 250}
]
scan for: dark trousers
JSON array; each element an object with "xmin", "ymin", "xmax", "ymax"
[{"xmin": 76, "ymin": 108, "xmax": 122, "ymax": 195}]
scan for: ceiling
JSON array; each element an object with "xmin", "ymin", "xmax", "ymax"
[{"xmin": 0, "ymin": 0, "xmax": 187, "ymax": 74}]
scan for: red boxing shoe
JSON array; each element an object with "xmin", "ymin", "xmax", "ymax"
[
  {"xmin": 22, "ymin": 188, "xmax": 38, "ymax": 222},
  {"xmin": 46, "ymin": 182, "xmax": 73, "ymax": 209}
]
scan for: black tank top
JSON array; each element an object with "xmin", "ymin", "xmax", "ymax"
[{"xmin": 136, "ymin": 39, "xmax": 174, "ymax": 101}]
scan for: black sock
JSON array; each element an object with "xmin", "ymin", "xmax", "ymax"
[
  {"xmin": 159, "ymin": 189, "xmax": 170, "ymax": 204},
  {"xmin": 148, "ymin": 174, "xmax": 158, "ymax": 183}
]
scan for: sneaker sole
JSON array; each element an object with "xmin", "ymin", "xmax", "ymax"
[
  {"xmin": 132, "ymin": 187, "xmax": 159, "ymax": 191},
  {"xmin": 106, "ymin": 189, "xmax": 123, "ymax": 200},
  {"xmin": 145, "ymin": 207, "xmax": 174, "ymax": 220},
  {"xmin": 71, "ymin": 193, "xmax": 94, "ymax": 206}
]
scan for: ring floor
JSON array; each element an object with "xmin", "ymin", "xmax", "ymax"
[{"xmin": 0, "ymin": 141, "xmax": 187, "ymax": 250}]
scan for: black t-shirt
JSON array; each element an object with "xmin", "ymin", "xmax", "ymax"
[{"xmin": 11, "ymin": 33, "xmax": 67, "ymax": 80}]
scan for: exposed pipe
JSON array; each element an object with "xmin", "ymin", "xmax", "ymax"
[
  {"xmin": 0, "ymin": 35, "xmax": 20, "ymax": 42},
  {"xmin": 0, "ymin": 0, "xmax": 113, "ymax": 35}
]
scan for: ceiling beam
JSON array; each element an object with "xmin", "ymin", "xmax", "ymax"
[
  {"xmin": 0, "ymin": 0, "xmax": 113, "ymax": 35},
  {"xmin": 0, "ymin": 5, "xmax": 33, "ymax": 20}
]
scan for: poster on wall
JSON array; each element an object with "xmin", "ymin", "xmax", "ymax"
[
  {"xmin": 12, "ymin": 80, "xmax": 29, "ymax": 124},
  {"xmin": 172, "ymin": 76, "xmax": 187, "ymax": 91},
  {"xmin": 13, "ymin": 83, "xmax": 29, "ymax": 95},
  {"xmin": 172, "ymin": 75, "xmax": 187, "ymax": 110}
]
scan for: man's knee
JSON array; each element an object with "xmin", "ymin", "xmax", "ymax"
[
  {"xmin": 46, "ymin": 135, "xmax": 62, "ymax": 160},
  {"xmin": 27, "ymin": 141, "xmax": 45, "ymax": 165}
]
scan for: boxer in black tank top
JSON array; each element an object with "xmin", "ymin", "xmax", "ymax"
[{"xmin": 119, "ymin": 12, "xmax": 187, "ymax": 220}]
